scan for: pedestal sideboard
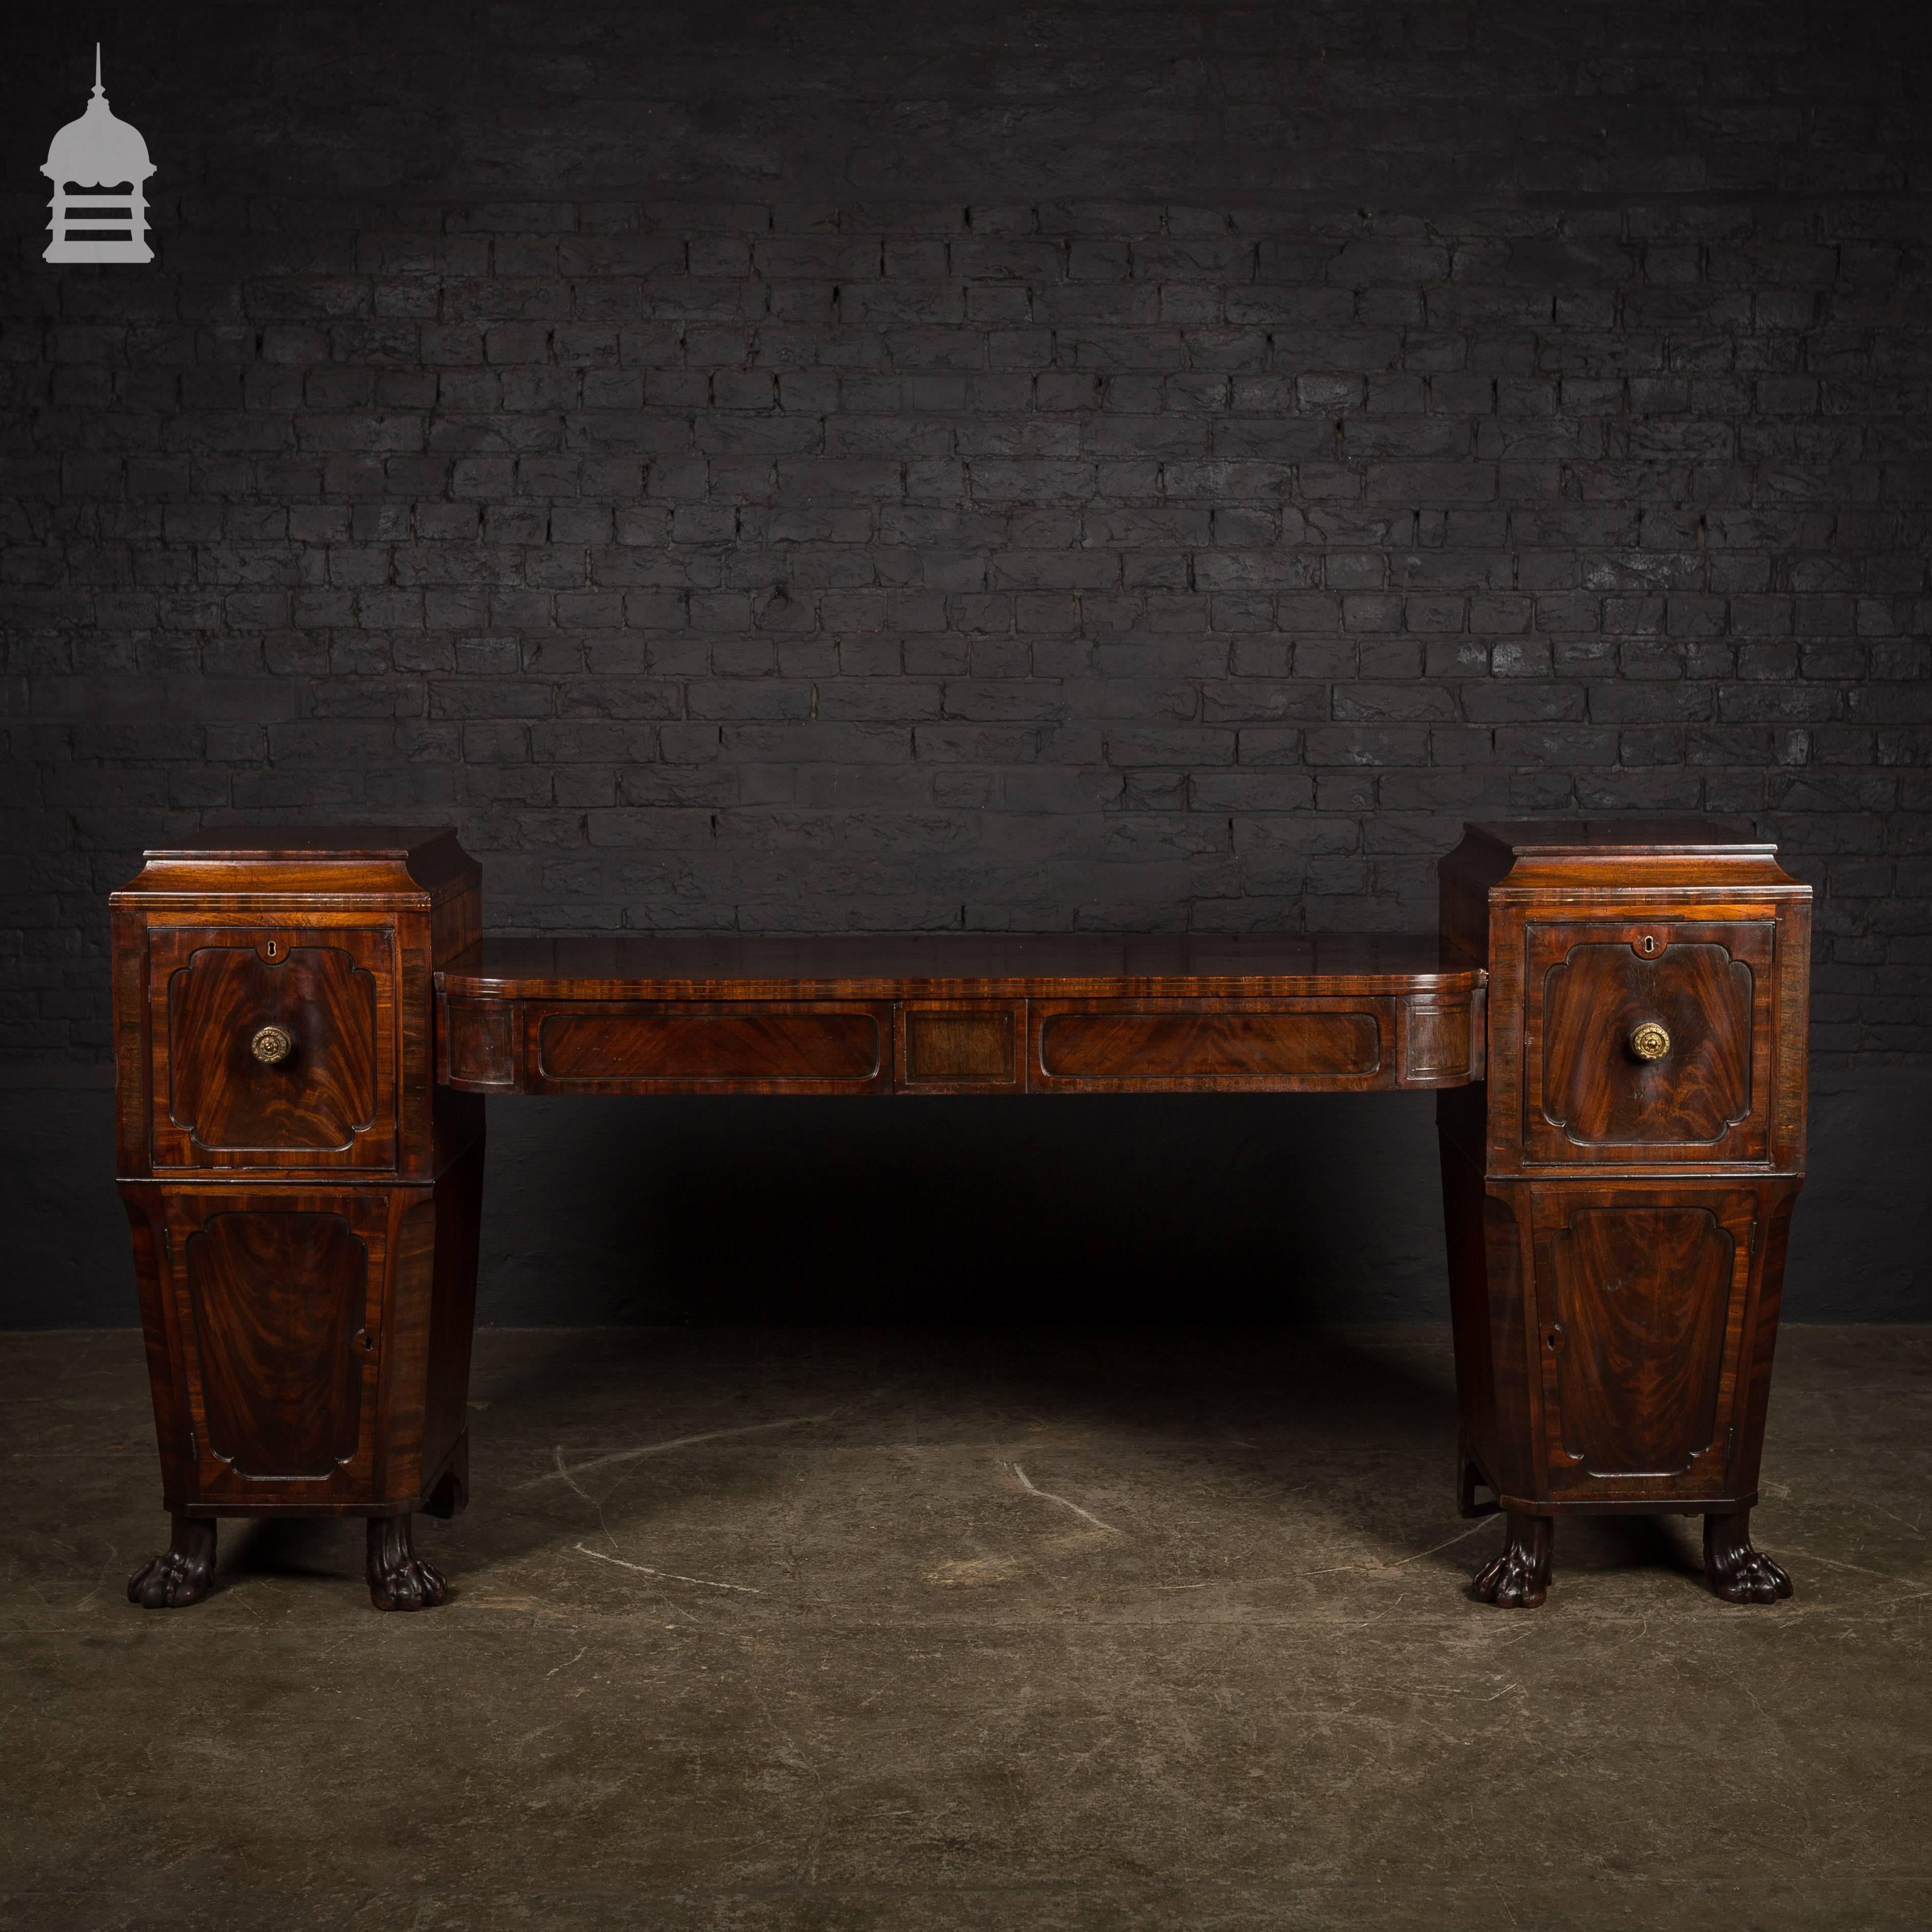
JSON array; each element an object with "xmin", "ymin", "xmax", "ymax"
[{"xmin": 109, "ymin": 818, "xmax": 1809, "ymax": 1612}]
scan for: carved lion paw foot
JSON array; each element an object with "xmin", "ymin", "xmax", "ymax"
[
  {"xmin": 1704, "ymin": 1514, "xmax": 1793, "ymax": 1605},
  {"xmin": 367, "ymin": 1517, "xmax": 448, "ymax": 1613},
  {"xmin": 128, "ymin": 1516, "xmax": 215, "ymax": 1610},
  {"xmin": 1471, "ymin": 1513, "xmax": 1552, "ymax": 1609}
]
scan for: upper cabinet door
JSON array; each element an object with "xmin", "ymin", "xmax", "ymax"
[
  {"xmin": 1521, "ymin": 919, "xmax": 1777, "ymax": 1168},
  {"xmin": 149, "ymin": 928, "xmax": 398, "ymax": 1171}
]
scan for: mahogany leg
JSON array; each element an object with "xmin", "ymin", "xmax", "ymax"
[
  {"xmin": 367, "ymin": 1515, "xmax": 448, "ymax": 1612},
  {"xmin": 1471, "ymin": 1510, "xmax": 1553, "ymax": 1608},
  {"xmin": 1703, "ymin": 1511, "xmax": 1793, "ymax": 1605},
  {"xmin": 128, "ymin": 1513, "xmax": 216, "ymax": 1609}
]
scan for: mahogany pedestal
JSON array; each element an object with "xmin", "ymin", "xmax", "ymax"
[{"xmin": 109, "ymin": 819, "xmax": 1808, "ymax": 1613}]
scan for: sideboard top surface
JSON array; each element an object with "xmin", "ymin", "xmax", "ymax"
[{"xmin": 436, "ymin": 932, "xmax": 1484, "ymax": 1001}]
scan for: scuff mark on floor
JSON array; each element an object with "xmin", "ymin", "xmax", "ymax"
[
  {"xmin": 1006, "ymin": 1461, "xmax": 1120, "ymax": 1536},
  {"xmin": 572, "ymin": 1543, "xmax": 761, "ymax": 1593},
  {"xmin": 516, "ymin": 1413, "xmax": 840, "ymax": 1489}
]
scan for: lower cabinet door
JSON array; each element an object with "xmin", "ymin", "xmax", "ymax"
[
  {"xmin": 1530, "ymin": 1185, "xmax": 1761, "ymax": 1501},
  {"xmin": 162, "ymin": 1189, "xmax": 393, "ymax": 1506}
]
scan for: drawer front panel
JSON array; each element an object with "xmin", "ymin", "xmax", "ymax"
[
  {"xmin": 150, "ymin": 928, "xmax": 397, "ymax": 1171},
  {"xmin": 1031, "ymin": 999, "xmax": 1391, "ymax": 1091},
  {"xmin": 1523, "ymin": 919, "xmax": 1775, "ymax": 1166},
  {"xmin": 441, "ymin": 998, "xmax": 516, "ymax": 1090},
  {"xmin": 530, "ymin": 1002, "xmax": 892, "ymax": 1092}
]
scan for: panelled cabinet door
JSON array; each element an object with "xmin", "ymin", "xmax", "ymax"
[
  {"xmin": 1530, "ymin": 1187, "xmax": 1760, "ymax": 1501},
  {"xmin": 148, "ymin": 928, "xmax": 397, "ymax": 1170},
  {"xmin": 163, "ymin": 1192, "xmax": 389, "ymax": 1505},
  {"xmin": 1522, "ymin": 919, "xmax": 1777, "ymax": 1167}
]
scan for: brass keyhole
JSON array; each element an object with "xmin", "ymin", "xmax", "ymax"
[
  {"xmin": 265, "ymin": 939, "xmax": 279, "ymax": 959},
  {"xmin": 1638, "ymin": 933, "xmax": 1660, "ymax": 956}
]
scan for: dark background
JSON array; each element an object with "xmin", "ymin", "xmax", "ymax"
[{"xmin": 4, "ymin": 3, "xmax": 1928, "ymax": 1326}]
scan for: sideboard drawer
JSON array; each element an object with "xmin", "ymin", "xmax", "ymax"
[
  {"xmin": 1029, "ymin": 998, "xmax": 1394, "ymax": 1091},
  {"xmin": 148, "ymin": 928, "xmax": 398, "ymax": 1172},
  {"xmin": 527, "ymin": 1001, "xmax": 894, "ymax": 1094},
  {"xmin": 1521, "ymin": 919, "xmax": 1777, "ymax": 1167}
]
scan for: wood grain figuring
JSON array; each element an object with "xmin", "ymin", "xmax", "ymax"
[
  {"xmin": 444, "ymin": 1000, "xmax": 514, "ymax": 1087},
  {"xmin": 419, "ymin": 1141, "xmax": 486, "ymax": 1499},
  {"xmin": 112, "ymin": 907, "xmax": 150, "ymax": 1174},
  {"xmin": 145, "ymin": 925, "xmax": 401, "ymax": 1172},
  {"xmin": 1728, "ymin": 1183, "xmax": 1800, "ymax": 1501},
  {"xmin": 183, "ymin": 1211, "xmax": 370, "ymax": 1479},
  {"xmin": 167, "ymin": 943, "xmax": 379, "ymax": 1154},
  {"xmin": 1403, "ymin": 997, "xmax": 1473, "ymax": 1081},
  {"xmin": 371, "ymin": 1196, "xmax": 439, "ymax": 1506},
  {"xmin": 1439, "ymin": 827, "xmax": 1808, "ymax": 1181},
  {"xmin": 1541, "ymin": 940, "xmax": 1755, "ymax": 1147},
  {"xmin": 1440, "ymin": 1143, "xmax": 1528, "ymax": 1511},
  {"xmin": 119, "ymin": 1188, "xmax": 193, "ymax": 1507},
  {"xmin": 1542, "ymin": 1203, "xmax": 1736, "ymax": 1479},
  {"xmin": 103, "ymin": 818, "xmax": 1814, "ymax": 1616},
  {"xmin": 904, "ymin": 1008, "xmax": 1015, "ymax": 1084},
  {"xmin": 123, "ymin": 826, "xmax": 480, "ymax": 904},
  {"xmin": 1039, "ymin": 1007, "xmax": 1380, "ymax": 1083},
  {"xmin": 114, "ymin": 831, "xmax": 488, "ymax": 1608},
  {"xmin": 439, "ymin": 931, "xmax": 1483, "ymax": 1003},
  {"xmin": 536, "ymin": 1006, "xmax": 884, "ymax": 1084},
  {"xmin": 1442, "ymin": 820, "xmax": 1809, "ymax": 1609}
]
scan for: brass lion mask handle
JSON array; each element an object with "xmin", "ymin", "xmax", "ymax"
[
  {"xmin": 250, "ymin": 1024, "xmax": 295, "ymax": 1066},
  {"xmin": 1629, "ymin": 1020, "xmax": 1671, "ymax": 1062}
]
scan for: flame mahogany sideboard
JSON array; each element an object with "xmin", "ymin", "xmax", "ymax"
[{"xmin": 109, "ymin": 818, "xmax": 1810, "ymax": 1614}]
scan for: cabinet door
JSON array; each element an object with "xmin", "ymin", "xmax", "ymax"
[
  {"xmin": 149, "ymin": 927, "xmax": 397, "ymax": 1171},
  {"xmin": 1531, "ymin": 1187, "xmax": 1759, "ymax": 1501},
  {"xmin": 1521, "ymin": 919, "xmax": 1775, "ymax": 1167},
  {"xmin": 163, "ymin": 1191, "xmax": 389, "ymax": 1505}
]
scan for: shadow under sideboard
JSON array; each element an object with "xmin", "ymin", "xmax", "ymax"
[{"xmin": 6, "ymin": 1063, "xmax": 1928, "ymax": 1328}]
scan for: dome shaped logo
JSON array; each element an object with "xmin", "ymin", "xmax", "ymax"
[{"xmin": 42, "ymin": 45, "xmax": 155, "ymax": 264}]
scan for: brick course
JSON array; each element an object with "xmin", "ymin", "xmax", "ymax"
[{"xmin": 3, "ymin": 2, "xmax": 1929, "ymax": 1063}]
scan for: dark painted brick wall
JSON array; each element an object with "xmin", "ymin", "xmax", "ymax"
[{"xmin": 4, "ymin": 2, "xmax": 1930, "ymax": 1074}]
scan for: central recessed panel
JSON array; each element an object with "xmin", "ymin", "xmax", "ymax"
[
  {"xmin": 904, "ymin": 1009, "xmax": 1016, "ymax": 1084},
  {"xmin": 1040, "ymin": 1009, "xmax": 1382, "ymax": 1084},
  {"xmin": 538, "ymin": 1009, "xmax": 882, "ymax": 1083}
]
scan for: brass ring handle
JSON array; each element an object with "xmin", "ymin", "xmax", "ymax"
[
  {"xmin": 1629, "ymin": 1020, "xmax": 1671, "ymax": 1062},
  {"xmin": 250, "ymin": 1024, "xmax": 295, "ymax": 1066}
]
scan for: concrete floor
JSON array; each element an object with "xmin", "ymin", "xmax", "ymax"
[{"xmin": 2, "ymin": 1325, "xmax": 1929, "ymax": 1930}]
